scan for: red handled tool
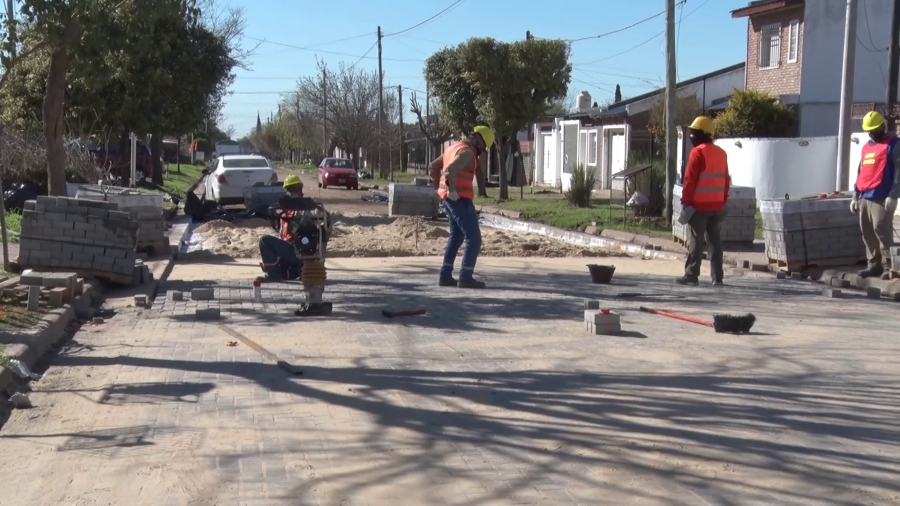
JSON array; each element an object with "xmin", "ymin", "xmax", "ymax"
[{"xmin": 639, "ymin": 306, "xmax": 755, "ymax": 334}]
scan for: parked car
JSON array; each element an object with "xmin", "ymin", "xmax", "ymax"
[
  {"xmin": 205, "ymin": 154, "xmax": 277, "ymax": 206},
  {"xmin": 317, "ymin": 158, "xmax": 359, "ymax": 190}
]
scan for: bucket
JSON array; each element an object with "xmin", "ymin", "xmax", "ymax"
[{"xmin": 587, "ymin": 264, "xmax": 616, "ymax": 284}]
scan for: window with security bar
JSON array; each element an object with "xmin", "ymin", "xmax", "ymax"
[{"xmin": 759, "ymin": 23, "xmax": 782, "ymax": 69}]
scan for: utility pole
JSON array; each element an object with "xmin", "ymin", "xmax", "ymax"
[
  {"xmin": 322, "ymin": 66, "xmax": 327, "ymax": 158},
  {"xmin": 526, "ymin": 30, "xmax": 532, "ymax": 40},
  {"xmin": 886, "ymin": 0, "xmax": 900, "ymax": 132},
  {"xmin": 664, "ymin": 0, "xmax": 677, "ymax": 224},
  {"xmin": 425, "ymin": 82, "xmax": 431, "ymax": 166},
  {"xmin": 377, "ymin": 26, "xmax": 384, "ymax": 176},
  {"xmin": 836, "ymin": 0, "xmax": 859, "ymax": 191},
  {"xmin": 396, "ymin": 85, "xmax": 403, "ymax": 181}
]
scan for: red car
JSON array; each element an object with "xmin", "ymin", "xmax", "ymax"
[{"xmin": 317, "ymin": 158, "xmax": 359, "ymax": 190}]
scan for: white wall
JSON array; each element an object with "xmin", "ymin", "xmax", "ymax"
[
  {"xmin": 623, "ymin": 67, "xmax": 745, "ymax": 115},
  {"xmin": 798, "ymin": 0, "xmax": 895, "ymax": 136}
]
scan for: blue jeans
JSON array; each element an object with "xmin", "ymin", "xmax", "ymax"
[
  {"xmin": 440, "ymin": 198, "xmax": 482, "ymax": 281},
  {"xmin": 258, "ymin": 235, "xmax": 303, "ymax": 280}
]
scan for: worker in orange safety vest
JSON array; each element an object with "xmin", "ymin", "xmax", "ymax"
[
  {"xmin": 257, "ymin": 174, "xmax": 306, "ymax": 282},
  {"xmin": 429, "ymin": 125, "xmax": 495, "ymax": 289},
  {"xmin": 851, "ymin": 111, "xmax": 900, "ymax": 280},
  {"xmin": 677, "ymin": 116, "xmax": 730, "ymax": 286}
]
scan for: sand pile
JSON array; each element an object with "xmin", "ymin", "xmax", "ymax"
[{"xmin": 193, "ymin": 213, "xmax": 625, "ymax": 259}]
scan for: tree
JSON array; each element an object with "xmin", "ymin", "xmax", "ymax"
[
  {"xmin": 409, "ymin": 92, "xmax": 452, "ymax": 161},
  {"xmin": 648, "ymin": 94, "xmax": 703, "ymax": 147},
  {"xmin": 426, "ymin": 37, "xmax": 571, "ymax": 200},
  {"xmin": 715, "ymin": 89, "xmax": 797, "ymax": 138},
  {"xmin": 614, "ymin": 84, "xmax": 622, "ymax": 103}
]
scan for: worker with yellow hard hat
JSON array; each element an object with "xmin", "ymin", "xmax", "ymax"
[
  {"xmin": 677, "ymin": 116, "xmax": 731, "ymax": 286},
  {"xmin": 429, "ymin": 125, "xmax": 495, "ymax": 289},
  {"xmin": 256, "ymin": 173, "xmax": 307, "ymax": 282},
  {"xmin": 851, "ymin": 110, "xmax": 899, "ymax": 280}
]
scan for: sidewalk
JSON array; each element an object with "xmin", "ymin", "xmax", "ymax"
[{"xmin": 0, "ymin": 257, "xmax": 898, "ymax": 505}]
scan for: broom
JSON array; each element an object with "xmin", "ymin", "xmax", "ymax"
[{"xmin": 639, "ymin": 306, "xmax": 756, "ymax": 334}]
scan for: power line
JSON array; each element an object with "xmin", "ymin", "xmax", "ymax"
[
  {"xmin": 244, "ymin": 36, "xmax": 423, "ymax": 62},
  {"xmin": 533, "ymin": 1, "xmax": 686, "ymax": 44},
  {"xmin": 575, "ymin": 0, "xmax": 709, "ymax": 66},
  {"xmin": 351, "ymin": 41, "xmax": 378, "ymax": 68},
  {"xmin": 383, "ymin": 0, "xmax": 466, "ymax": 37}
]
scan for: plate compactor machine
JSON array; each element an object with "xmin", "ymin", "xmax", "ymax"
[{"xmin": 267, "ymin": 195, "xmax": 333, "ymax": 317}]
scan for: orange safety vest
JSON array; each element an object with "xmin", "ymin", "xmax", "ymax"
[
  {"xmin": 437, "ymin": 142, "xmax": 476, "ymax": 200},
  {"xmin": 279, "ymin": 210, "xmax": 296, "ymax": 241},
  {"xmin": 687, "ymin": 143, "xmax": 729, "ymax": 212},
  {"xmin": 856, "ymin": 135, "xmax": 897, "ymax": 195}
]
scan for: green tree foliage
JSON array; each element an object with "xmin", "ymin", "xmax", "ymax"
[
  {"xmin": 425, "ymin": 37, "xmax": 571, "ymax": 200},
  {"xmin": 715, "ymin": 89, "xmax": 797, "ymax": 138}
]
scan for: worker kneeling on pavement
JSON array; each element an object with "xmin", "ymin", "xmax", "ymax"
[
  {"xmin": 430, "ymin": 125, "xmax": 495, "ymax": 289},
  {"xmin": 257, "ymin": 174, "xmax": 305, "ymax": 282},
  {"xmin": 677, "ymin": 116, "xmax": 730, "ymax": 286},
  {"xmin": 851, "ymin": 111, "xmax": 899, "ymax": 280}
]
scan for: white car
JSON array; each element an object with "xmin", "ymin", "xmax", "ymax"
[{"xmin": 205, "ymin": 154, "xmax": 277, "ymax": 205}]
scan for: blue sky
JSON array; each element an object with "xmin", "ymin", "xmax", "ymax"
[{"xmin": 223, "ymin": 0, "xmax": 751, "ymax": 137}]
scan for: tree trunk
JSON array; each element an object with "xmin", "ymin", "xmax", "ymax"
[
  {"xmin": 43, "ymin": 44, "xmax": 72, "ymax": 197},
  {"xmin": 498, "ymin": 136, "xmax": 510, "ymax": 201},
  {"xmin": 475, "ymin": 151, "xmax": 489, "ymax": 198},
  {"xmin": 151, "ymin": 132, "xmax": 164, "ymax": 185}
]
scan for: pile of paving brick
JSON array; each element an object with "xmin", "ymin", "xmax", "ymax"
[
  {"xmin": 672, "ymin": 184, "xmax": 757, "ymax": 247},
  {"xmin": 72, "ymin": 184, "xmax": 168, "ymax": 251},
  {"xmin": 16, "ymin": 196, "xmax": 144, "ymax": 284},
  {"xmin": 760, "ymin": 196, "xmax": 865, "ymax": 270},
  {"xmin": 388, "ymin": 183, "xmax": 440, "ymax": 217},
  {"xmin": 16, "ymin": 272, "xmax": 85, "ymax": 310}
]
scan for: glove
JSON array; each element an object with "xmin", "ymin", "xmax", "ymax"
[
  {"xmin": 850, "ymin": 198, "xmax": 860, "ymax": 214},
  {"xmin": 887, "ymin": 197, "xmax": 898, "ymax": 213},
  {"xmin": 446, "ymin": 190, "xmax": 459, "ymax": 201}
]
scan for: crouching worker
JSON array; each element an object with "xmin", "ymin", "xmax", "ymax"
[{"xmin": 257, "ymin": 174, "xmax": 306, "ymax": 282}]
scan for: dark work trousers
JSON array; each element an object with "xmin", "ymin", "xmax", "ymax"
[
  {"xmin": 258, "ymin": 235, "xmax": 303, "ymax": 281},
  {"xmin": 684, "ymin": 210, "xmax": 725, "ymax": 281}
]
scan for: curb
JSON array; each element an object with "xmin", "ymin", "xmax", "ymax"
[
  {"xmin": 0, "ymin": 281, "xmax": 100, "ymax": 395},
  {"xmin": 479, "ymin": 213, "xmax": 683, "ymax": 261}
]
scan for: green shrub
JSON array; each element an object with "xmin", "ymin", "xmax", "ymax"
[
  {"xmin": 715, "ymin": 89, "xmax": 797, "ymax": 138},
  {"xmin": 565, "ymin": 164, "xmax": 597, "ymax": 208}
]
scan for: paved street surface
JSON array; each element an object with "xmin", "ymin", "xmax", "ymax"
[{"xmin": 1, "ymin": 257, "xmax": 898, "ymax": 506}]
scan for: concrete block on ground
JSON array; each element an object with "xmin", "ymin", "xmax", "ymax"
[
  {"xmin": 750, "ymin": 263, "xmax": 768, "ymax": 272},
  {"xmin": 19, "ymin": 272, "xmax": 45, "ymax": 286},
  {"xmin": 74, "ymin": 278, "xmax": 84, "ymax": 296},
  {"xmin": 191, "ymin": 287, "xmax": 214, "ymax": 300},
  {"xmin": 26, "ymin": 286, "xmax": 41, "ymax": 311},
  {"xmin": 791, "ymin": 271, "xmax": 802, "ymax": 280},
  {"xmin": 42, "ymin": 272, "xmax": 77, "ymax": 289},
  {"xmin": 823, "ymin": 288, "xmax": 842, "ymax": 298},
  {"xmin": 742, "ymin": 260, "xmax": 751, "ymax": 269},
  {"xmin": 48, "ymin": 287, "xmax": 70, "ymax": 307},
  {"xmin": 584, "ymin": 310, "xmax": 621, "ymax": 334},
  {"xmin": 134, "ymin": 294, "xmax": 148, "ymax": 307},
  {"xmin": 168, "ymin": 290, "xmax": 184, "ymax": 301},
  {"xmin": 195, "ymin": 307, "xmax": 221, "ymax": 320},
  {"xmin": 583, "ymin": 299, "xmax": 600, "ymax": 310},
  {"xmin": 776, "ymin": 271, "xmax": 786, "ymax": 279},
  {"xmin": 867, "ymin": 287, "xmax": 882, "ymax": 299}
]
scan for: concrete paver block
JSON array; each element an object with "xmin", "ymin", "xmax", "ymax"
[
  {"xmin": 191, "ymin": 287, "xmax": 214, "ymax": 301},
  {"xmin": 750, "ymin": 263, "xmax": 768, "ymax": 272},
  {"xmin": 791, "ymin": 272, "xmax": 802, "ymax": 280},
  {"xmin": 742, "ymin": 260, "xmax": 751, "ymax": 269},
  {"xmin": 167, "ymin": 290, "xmax": 184, "ymax": 301},
  {"xmin": 195, "ymin": 307, "xmax": 221, "ymax": 320},
  {"xmin": 20, "ymin": 273, "xmax": 44, "ymax": 286},
  {"xmin": 583, "ymin": 299, "xmax": 600, "ymax": 310},
  {"xmin": 776, "ymin": 271, "xmax": 786, "ymax": 279},
  {"xmin": 42, "ymin": 272, "xmax": 77, "ymax": 289},
  {"xmin": 48, "ymin": 287, "xmax": 70, "ymax": 307},
  {"xmin": 584, "ymin": 310, "xmax": 621, "ymax": 335},
  {"xmin": 867, "ymin": 287, "xmax": 882, "ymax": 300},
  {"xmin": 831, "ymin": 277, "xmax": 850, "ymax": 288},
  {"xmin": 134, "ymin": 294, "xmax": 148, "ymax": 307},
  {"xmin": 26, "ymin": 285, "xmax": 40, "ymax": 311},
  {"xmin": 73, "ymin": 278, "xmax": 84, "ymax": 296},
  {"xmin": 823, "ymin": 288, "xmax": 842, "ymax": 298}
]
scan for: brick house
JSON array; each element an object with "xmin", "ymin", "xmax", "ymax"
[
  {"xmin": 732, "ymin": 0, "xmax": 896, "ymax": 136},
  {"xmin": 732, "ymin": 0, "xmax": 803, "ymax": 101}
]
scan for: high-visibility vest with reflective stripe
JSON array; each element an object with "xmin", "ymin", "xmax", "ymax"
[
  {"xmin": 279, "ymin": 210, "xmax": 296, "ymax": 241},
  {"xmin": 437, "ymin": 142, "xmax": 476, "ymax": 200},
  {"xmin": 691, "ymin": 143, "xmax": 729, "ymax": 209},
  {"xmin": 856, "ymin": 135, "xmax": 897, "ymax": 194}
]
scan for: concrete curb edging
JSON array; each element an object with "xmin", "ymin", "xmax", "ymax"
[
  {"xmin": 479, "ymin": 213, "xmax": 683, "ymax": 261},
  {"xmin": 0, "ymin": 281, "xmax": 101, "ymax": 396}
]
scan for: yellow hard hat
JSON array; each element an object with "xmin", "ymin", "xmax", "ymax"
[
  {"xmin": 689, "ymin": 116, "xmax": 715, "ymax": 136},
  {"xmin": 283, "ymin": 174, "xmax": 303, "ymax": 190},
  {"xmin": 862, "ymin": 111, "xmax": 886, "ymax": 131},
  {"xmin": 473, "ymin": 125, "xmax": 495, "ymax": 148}
]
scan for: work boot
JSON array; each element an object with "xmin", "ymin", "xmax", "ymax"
[
  {"xmin": 438, "ymin": 277, "xmax": 457, "ymax": 287},
  {"xmin": 858, "ymin": 266, "xmax": 884, "ymax": 279},
  {"xmin": 457, "ymin": 278, "xmax": 486, "ymax": 289},
  {"xmin": 255, "ymin": 274, "xmax": 282, "ymax": 284},
  {"xmin": 675, "ymin": 276, "xmax": 699, "ymax": 286},
  {"xmin": 712, "ymin": 279, "xmax": 725, "ymax": 287},
  {"xmin": 882, "ymin": 271, "xmax": 892, "ymax": 281}
]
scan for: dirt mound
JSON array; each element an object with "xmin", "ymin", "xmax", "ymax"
[{"xmin": 193, "ymin": 212, "xmax": 626, "ymax": 259}]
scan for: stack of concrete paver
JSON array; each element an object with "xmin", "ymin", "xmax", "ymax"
[
  {"xmin": 672, "ymin": 184, "xmax": 757, "ymax": 246},
  {"xmin": 16, "ymin": 196, "xmax": 141, "ymax": 282},
  {"xmin": 760, "ymin": 196, "xmax": 865, "ymax": 270},
  {"xmin": 72, "ymin": 185, "xmax": 167, "ymax": 249},
  {"xmin": 388, "ymin": 183, "xmax": 439, "ymax": 217}
]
